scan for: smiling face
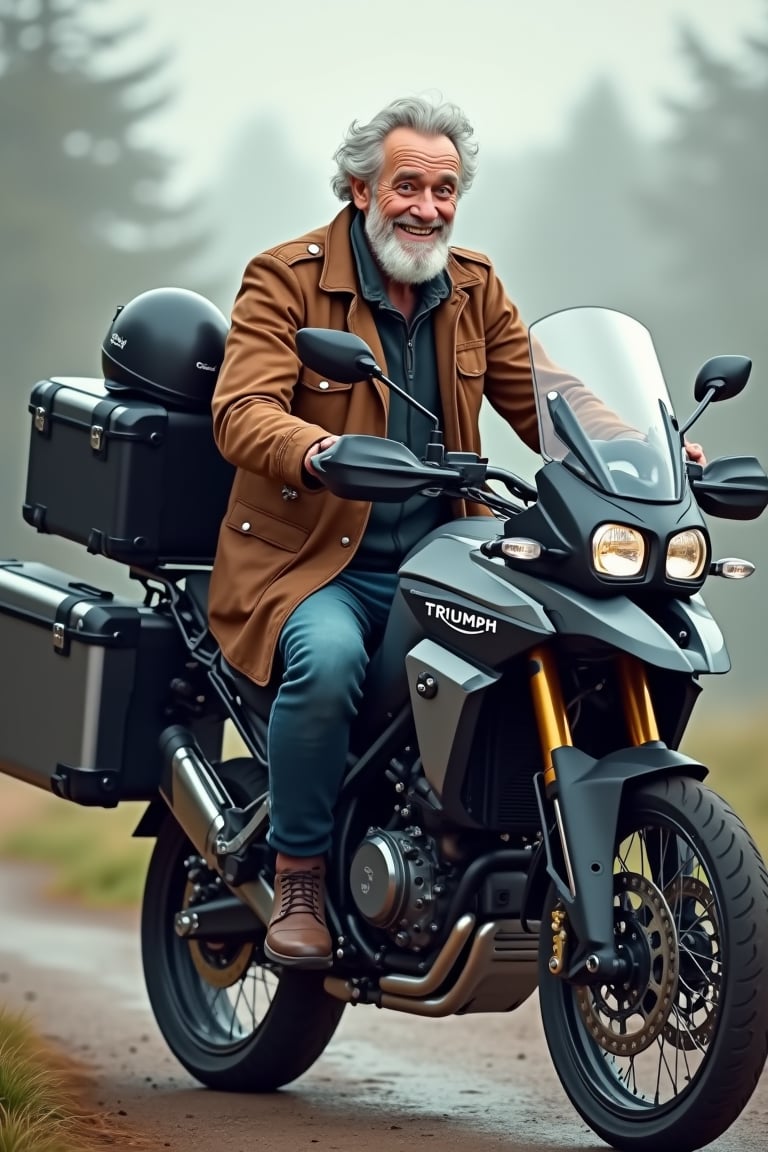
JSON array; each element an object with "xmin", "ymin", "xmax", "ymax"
[{"xmin": 351, "ymin": 126, "xmax": 461, "ymax": 285}]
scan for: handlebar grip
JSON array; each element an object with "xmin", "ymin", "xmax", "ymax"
[{"xmin": 305, "ymin": 440, "xmax": 340, "ymax": 485}]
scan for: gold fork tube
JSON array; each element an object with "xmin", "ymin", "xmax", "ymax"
[
  {"xmin": 528, "ymin": 645, "xmax": 573, "ymax": 787},
  {"xmin": 617, "ymin": 654, "xmax": 660, "ymax": 745}
]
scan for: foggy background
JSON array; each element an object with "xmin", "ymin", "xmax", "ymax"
[{"xmin": 1, "ymin": 0, "xmax": 767, "ymax": 714}]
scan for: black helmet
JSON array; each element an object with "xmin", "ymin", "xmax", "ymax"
[{"xmin": 101, "ymin": 286, "xmax": 229, "ymax": 410}]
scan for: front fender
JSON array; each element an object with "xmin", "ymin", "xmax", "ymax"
[{"xmin": 524, "ymin": 744, "xmax": 707, "ymax": 975}]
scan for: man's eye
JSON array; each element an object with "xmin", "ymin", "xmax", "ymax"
[
  {"xmin": 398, "ymin": 182, "xmax": 415, "ymax": 193},
  {"xmin": 437, "ymin": 186, "xmax": 455, "ymax": 198}
]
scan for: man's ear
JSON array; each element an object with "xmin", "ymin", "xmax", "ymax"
[{"xmin": 350, "ymin": 178, "xmax": 371, "ymax": 212}]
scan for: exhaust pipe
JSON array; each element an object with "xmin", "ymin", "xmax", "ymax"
[
  {"xmin": 159, "ymin": 725, "xmax": 231, "ymax": 863},
  {"xmin": 159, "ymin": 726, "xmax": 273, "ymax": 927}
]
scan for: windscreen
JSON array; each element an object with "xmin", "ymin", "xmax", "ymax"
[{"xmin": 528, "ymin": 307, "xmax": 682, "ymax": 502}]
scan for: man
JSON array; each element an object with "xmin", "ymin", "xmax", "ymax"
[{"xmin": 209, "ymin": 96, "xmax": 705, "ymax": 968}]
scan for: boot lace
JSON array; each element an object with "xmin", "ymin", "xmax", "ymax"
[{"xmin": 278, "ymin": 868, "xmax": 323, "ymax": 922}]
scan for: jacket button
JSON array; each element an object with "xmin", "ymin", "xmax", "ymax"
[
  {"xmin": 241, "ymin": 521, "xmax": 251, "ymax": 531},
  {"xmin": 307, "ymin": 243, "xmax": 321, "ymax": 255},
  {"xmin": 318, "ymin": 380, "xmax": 330, "ymax": 390},
  {"xmin": 340, "ymin": 536, "xmax": 351, "ymax": 547}
]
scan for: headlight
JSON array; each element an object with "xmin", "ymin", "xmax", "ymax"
[
  {"xmin": 592, "ymin": 524, "xmax": 646, "ymax": 577},
  {"xmin": 666, "ymin": 529, "xmax": 707, "ymax": 580}
]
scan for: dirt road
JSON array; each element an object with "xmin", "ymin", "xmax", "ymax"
[{"xmin": 1, "ymin": 864, "xmax": 767, "ymax": 1152}]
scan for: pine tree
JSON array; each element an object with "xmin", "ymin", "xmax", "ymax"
[
  {"xmin": 465, "ymin": 77, "xmax": 661, "ymax": 324},
  {"xmin": 0, "ymin": 0, "xmax": 213, "ymax": 558},
  {"xmin": 646, "ymin": 21, "xmax": 768, "ymax": 365},
  {"xmin": 642, "ymin": 14, "xmax": 768, "ymax": 707}
]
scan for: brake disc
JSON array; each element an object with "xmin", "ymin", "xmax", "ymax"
[
  {"xmin": 183, "ymin": 879, "xmax": 256, "ymax": 990},
  {"xmin": 575, "ymin": 872, "xmax": 679, "ymax": 1055}
]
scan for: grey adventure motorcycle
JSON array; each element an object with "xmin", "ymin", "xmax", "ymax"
[{"xmin": 2, "ymin": 303, "xmax": 767, "ymax": 1152}]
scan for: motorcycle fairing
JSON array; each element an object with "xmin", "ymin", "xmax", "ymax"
[
  {"xmin": 405, "ymin": 637, "xmax": 499, "ymax": 825},
  {"xmin": 473, "ymin": 553, "xmax": 730, "ymax": 675},
  {"xmin": 399, "ymin": 532, "xmax": 554, "ymax": 646},
  {"xmin": 648, "ymin": 593, "xmax": 732, "ymax": 674},
  {"xmin": 502, "ymin": 461, "xmax": 712, "ymax": 597},
  {"xmin": 403, "ymin": 637, "xmax": 543, "ymax": 833},
  {"xmin": 401, "ymin": 578, "xmax": 553, "ymax": 667},
  {"xmin": 397, "ymin": 517, "xmax": 728, "ymax": 676}
]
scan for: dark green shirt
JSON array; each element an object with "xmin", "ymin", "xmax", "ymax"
[{"xmin": 349, "ymin": 210, "xmax": 451, "ymax": 570}]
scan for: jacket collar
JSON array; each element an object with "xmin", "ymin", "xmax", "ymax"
[{"xmin": 319, "ymin": 204, "xmax": 483, "ymax": 297}]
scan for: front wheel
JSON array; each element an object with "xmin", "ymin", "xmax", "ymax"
[
  {"xmin": 538, "ymin": 775, "xmax": 768, "ymax": 1152},
  {"xmin": 140, "ymin": 758, "xmax": 345, "ymax": 1090}
]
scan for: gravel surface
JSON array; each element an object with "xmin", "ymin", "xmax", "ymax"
[
  {"xmin": 0, "ymin": 772, "xmax": 766, "ymax": 1152},
  {"xmin": 1, "ymin": 862, "xmax": 767, "ymax": 1152}
]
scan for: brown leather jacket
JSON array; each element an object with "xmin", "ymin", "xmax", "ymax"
[{"xmin": 208, "ymin": 205, "xmax": 540, "ymax": 685}]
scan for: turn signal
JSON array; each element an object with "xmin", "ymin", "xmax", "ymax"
[
  {"xmin": 710, "ymin": 557, "xmax": 755, "ymax": 580},
  {"xmin": 500, "ymin": 538, "xmax": 543, "ymax": 561}
]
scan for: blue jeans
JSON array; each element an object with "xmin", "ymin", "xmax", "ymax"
[{"xmin": 266, "ymin": 568, "xmax": 399, "ymax": 857}]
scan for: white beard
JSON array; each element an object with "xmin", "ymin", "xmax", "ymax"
[{"xmin": 364, "ymin": 198, "xmax": 452, "ymax": 285}]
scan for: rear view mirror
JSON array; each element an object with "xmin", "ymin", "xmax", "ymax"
[
  {"xmin": 694, "ymin": 356, "xmax": 751, "ymax": 403},
  {"xmin": 296, "ymin": 329, "xmax": 379, "ymax": 384}
]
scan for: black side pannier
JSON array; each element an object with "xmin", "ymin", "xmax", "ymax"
[
  {"xmin": 23, "ymin": 376, "xmax": 234, "ymax": 567},
  {"xmin": 0, "ymin": 560, "xmax": 221, "ymax": 805}
]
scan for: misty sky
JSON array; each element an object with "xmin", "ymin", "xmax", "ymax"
[{"xmin": 120, "ymin": 0, "xmax": 764, "ymax": 196}]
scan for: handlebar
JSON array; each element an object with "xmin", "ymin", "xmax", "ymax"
[
  {"xmin": 312, "ymin": 433, "xmax": 767, "ymax": 526},
  {"xmin": 310, "ymin": 434, "xmax": 535, "ymax": 513},
  {"xmin": 485, "ymin": 466, "xmax": 537, "ymax": 504}
]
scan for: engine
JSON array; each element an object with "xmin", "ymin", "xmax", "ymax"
[{"xmin": 349, "ymin": 827, "xmax": 449, "ymax": 952}]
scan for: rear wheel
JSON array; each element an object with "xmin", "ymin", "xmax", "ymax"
[
  {"xmin": 140, "ymin": 758, "xmax": 345, "ymax": 1090},
  {"xmin": 538, "ymin": 775, "xmax": 768, "ymax": 1151}
]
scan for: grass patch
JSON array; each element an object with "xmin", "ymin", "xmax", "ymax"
[
  {"xmin": 0, "ymin": 801, "xmax": 152, "ymax": 909},
  {"xmin": 0, "ymin": 726, "xmax": 253, "ymax": 910},
  {"xmin": 0, "ymin": 1007, "xmax": 138, "ymax": 1151}
]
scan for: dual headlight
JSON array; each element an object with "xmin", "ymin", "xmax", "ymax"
[{"xmin": 592, "ymin": 524, "xmax": 707, "ymax": 580}]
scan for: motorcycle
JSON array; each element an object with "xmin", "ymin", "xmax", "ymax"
[{"xmin": 2, "ymin": 305, "xmax": 768, "ymax": 1152}]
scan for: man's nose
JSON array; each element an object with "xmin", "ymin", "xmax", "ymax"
[{"xmin": 410, "ymin": 193, "xmax": 439, "ymax": 222}]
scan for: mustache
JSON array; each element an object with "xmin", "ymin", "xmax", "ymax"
[{"xmin": 392, "ymin": 215, "xmax": 445, "ymax": 232}]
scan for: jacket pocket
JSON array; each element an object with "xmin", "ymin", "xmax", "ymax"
[
  {"xmin": 299, "ymin": 369, "xmax": 355, "ymax": 393},
  {"xmin": 226, "ymin": 501, "xmax": 309, "ymax": 552},
  {"xmin": 295, "ymin": 369, "xmax": 354, "ymax": 429},
  {"xmin": 456, "ymin": 340, "xmax": 487, "ymax": 378}
]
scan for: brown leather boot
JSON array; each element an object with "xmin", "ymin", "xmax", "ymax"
[{"xmin": 264, "ymin": 856, "xmax": 333, "ymax": 968}]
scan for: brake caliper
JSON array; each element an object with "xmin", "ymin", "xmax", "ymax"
[{"xmin": 548, "ymin": 905, "xmax": 569, "ymax": 975}]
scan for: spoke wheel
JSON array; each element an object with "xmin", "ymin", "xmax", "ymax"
[
  {"xmin": 141, "ymin": 758, "xmax": 345, "ymax": 1090},
  {"xmin": 661, "ymin": 875, "xmax": 720, "ymax": 1050},
  {"xmin": 538, "ymin": 775, "xmax": 768, "ymax": 1152}
]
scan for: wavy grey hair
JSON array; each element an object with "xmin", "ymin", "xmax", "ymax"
[{"xmin": 331, "ymin": 95, "xmax": 479, "ymax": 202}]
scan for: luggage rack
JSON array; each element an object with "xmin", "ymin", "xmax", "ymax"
[
  {"xmin": 128, "ymin": 563, "xmax": 216, "ymax": 661},
  {"xmin": 128, "ymin": 563, "xmax": 268, "ymax": 768}
]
